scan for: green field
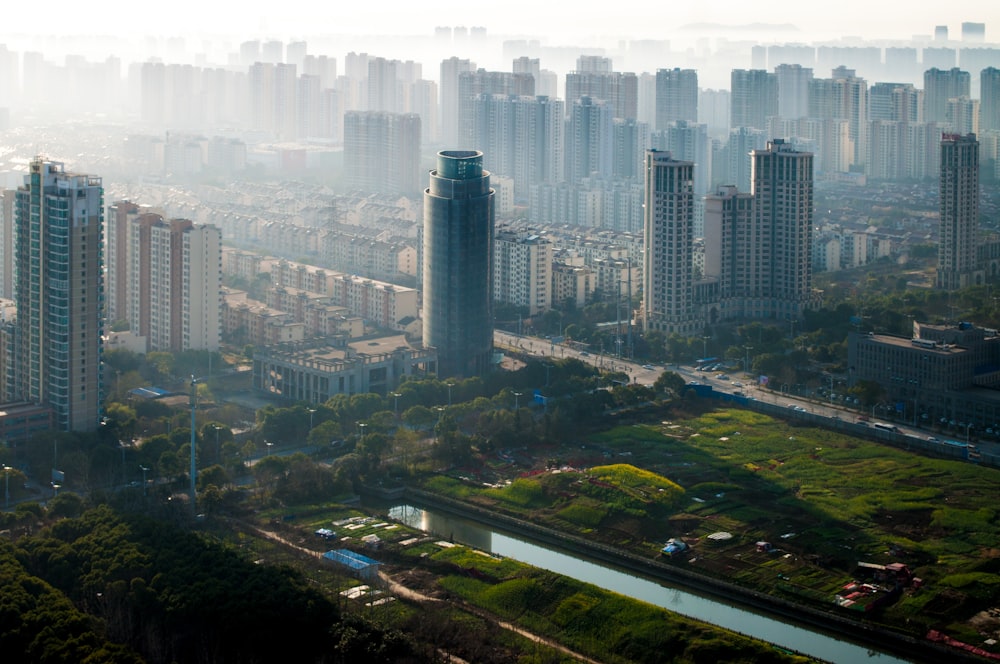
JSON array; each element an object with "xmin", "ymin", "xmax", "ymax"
[{"xmin": 416, "ymin": 406, "xmax": 1000, "ymax": 648}]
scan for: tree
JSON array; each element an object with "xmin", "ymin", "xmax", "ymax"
[
  {"xmin": 653, "ymin": 371, "xmax": 687, "ymax": 398},
  {"xmin": 197, "ymin": 464, "xmax": 231, "ymax": 491}
]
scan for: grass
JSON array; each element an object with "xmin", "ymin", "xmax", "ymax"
[
  {"xmin": 414, "ymin": 406, "xmax": 1000, "ymax": 644},
  {"xmin": 426, "ymin": 542, "xmax": 808, "ymax": 664}
]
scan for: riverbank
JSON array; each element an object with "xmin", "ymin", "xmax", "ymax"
[{"xmin": 397, "ymin": 487, "xmax": 977, "ymax": 664}]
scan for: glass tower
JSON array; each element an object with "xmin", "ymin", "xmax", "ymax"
[{"xmin": 423, "ymin": 150, "xmax": 495, "ymax": 379}]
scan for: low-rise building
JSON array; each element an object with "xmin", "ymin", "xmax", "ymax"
[
  {"xmin": 848, "ymin": 321, "xmax": 1000, "ymax": 430},
  {"xmin": 253, "ymin": 335, "xmax": 436, "ymax": 402}
]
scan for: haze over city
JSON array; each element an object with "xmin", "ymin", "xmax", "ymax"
[
  {"xmin": 2, "ymin": 3, "xmax": 1000, "ymax": 663},
  {"xmin": 1, "ymin": 0, "xmax": 995, "ymax": 41}
]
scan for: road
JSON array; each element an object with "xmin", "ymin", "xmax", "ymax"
[
  {"xmin": 494, "ymin": 330, "xmax": 660, "ymax": 387},
  {"xmin": 494, "ymin": 329, "xmax": 998, "ymax": 455}
]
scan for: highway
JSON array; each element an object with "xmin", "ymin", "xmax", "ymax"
[{"xmin": 494, "ymin": 329, "xmax": 994, "ymax": 456}]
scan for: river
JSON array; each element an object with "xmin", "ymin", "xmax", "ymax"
[{"xmin": 383, "ymin": 502, "xmax": 910, "ymax": 664}]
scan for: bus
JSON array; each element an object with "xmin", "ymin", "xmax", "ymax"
[{"xmin": 872, "ymin": 422, "xmax": 899, "ymax": 433}]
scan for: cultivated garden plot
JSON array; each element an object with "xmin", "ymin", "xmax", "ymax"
[{"xmin": 418, "ymin": 405, "xmax": 1000, "ymax": 649}]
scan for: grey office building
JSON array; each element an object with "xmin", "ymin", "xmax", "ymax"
[{"xmin": 423, "ymin": 150, "xmax": 495, "ymax": 378}]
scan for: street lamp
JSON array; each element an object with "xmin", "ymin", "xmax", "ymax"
[
  {"xmin": 265, "ymin": 440, "xmax": 273, "ymax": 457},
  {"xmin": 744, "ymin": 346, "xmax": 753, "ymax": 378},
  {"xmin": 139, "ymin": 465, "xmax": 150, "ymax": 497},
  {"xmin": 391, "ymin": 393, "xmax": 402, "ymax": 418},
  {"xmin": 512, "ymin": 391, "xmax": 522, "ymax": 412},
  {"xmin": 213, "ymin": 425, "xmax": 223, "ymax": 461},
  {"xmin": 119, "ymin": 440, "xmax": 128, "ymax": 485},
  {"xmin": 358, "ymin": 422, "xmax": 367, "ymax": 441},
  {"xmin": 307, "ymin": 408, "xmax": 316, "ymax": 432},
  {"xmin": 446, "ymin": 382, "xmax": 455, "ymax": 407},
  {"xmin": 3, "ymin": 465, "xmax": 10, "ymax": 510}
]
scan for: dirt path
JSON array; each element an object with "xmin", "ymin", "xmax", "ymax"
[{"xmin": 251, "ymin": 526, "xmax": 601, "ymax": 664}]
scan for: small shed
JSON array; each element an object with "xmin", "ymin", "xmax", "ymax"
[
  {"xmin": 756, "ymin": 541, "xmax": 773, "ymax": 553},
  {"xmin": 323, "ymin": 549, "xmax": 381, "ymax": 582}
]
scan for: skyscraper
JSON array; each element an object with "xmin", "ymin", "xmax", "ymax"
[
  {"xmin": 924, "ymin": 67, "xmax": 971, "ymax": 124},
  {"xmin": 981, "ymin": 67, "xmax": 1000, "ymax": 133},
  {"xmin": 730, "ymin": 69, "xmax": 778, "ymax": 131},
  {"xmin": 774, "ymin": 63, "xmax": 813, "ymax": 120},
  {"xmin": 127, "ymin": 215, "xmax": 222, "ymax": 352},
  {"xmin": 654, "ymin": 68, "xmax": 698, "ymax": 129},
  {"xmin": 423, "ymin": 150, "xmax": 495, "ymax": 378},
  {"xmin": 565, "ymin": 96, "xmax": 613, "ymax": 184},
  {"xmin": 749, "ymin": 140, "xmax": 814, "ymax": 318},
  {"xmin": 343, "ymin": 111, "xmax": 422, "ymax": 195},
  {"xmin": 642, "ymin": 150, "xmax": 697, "ymax": 335},
  {"xmin": 9, "ymin": 159, "xmax": 103, "ymax": 431},
  {"xmin": 937, "ymin": 133, "xmax": 981, "ymax": 290}
]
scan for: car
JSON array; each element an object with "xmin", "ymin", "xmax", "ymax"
[
  {"xmin": 580, "ymin": 351, "xmax": 590, "ymax": 357},
  {"xmin": 732, "ymin": 381, "xmax": 743, "ymax": 387},
  {"xmin": 642, "ymin": 364, "xmax": 654, "ymax": 370},
  {"xmin": 716, "ymin": 374, "xmax": 729, "ymax": 380}
]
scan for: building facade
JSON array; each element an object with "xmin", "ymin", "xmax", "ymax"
[
  {"xmin": 423, "ymin": 150, "xmax": 495, "ymax": 378},
  {"xmin": 642, "ymin": 149, "xmax": 697, "ymax": 335},
  {"xmin": 343, "ymin": 111, "xmax": 422, "ymax": 196},
  {"xmin": 8, "ymin": 159, "xmax": 104, "ymax": 431},
  {"xmin": 936, "ymin": 133, "xmax": 982, "ymax": 290},
  {"xmin": 494, "ymin": 230, "xmax": 552, "ymax": 315},
  {"xmin": 126, "ymin": 214, "xmax": 222, "ymax": 352},
  {"xmin": 747, "ymin": 140, "xmax": 815, "ymax": 319}
]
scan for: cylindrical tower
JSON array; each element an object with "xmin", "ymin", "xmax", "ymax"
[{"xmin": 423, "ymin": 150, "xmax": 495, "ymax": 378}]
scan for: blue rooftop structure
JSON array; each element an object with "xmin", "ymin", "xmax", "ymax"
[
  {"xmin": 128, "ymin": 386, "xmax": 173, "ymax": 400},
  {"xmin": 323, "ymin": 549, "xmax": 381, "ymax": 581}
]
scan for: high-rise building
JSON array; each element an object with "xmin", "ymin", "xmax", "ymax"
[
  {"xmin": 470, "ymin": 94, "xmax": 563, "ymax": 202},
  {"xmin": 642, "ymin": 149, "xmax": 697, "ymax": 335},
  {"xmin": 0, "ymin": 189, "xmax": 15, "ymax": 299},
  {"xmin": 8, "ymin": 159, "xmax": 103, "ymax": 431},
  {"xmin": 565, "ymin": 96, "xmax": 613, "ymax": 184},
  {"xmin": 457, "ymin": 69, "xmax": 534, "ymax": 147},
  {"xmin": 106, "ymin": 200, "xmax": 141, "ymax": 324},
  {"xmin": 249, "ymin": 62, "xmax": 299, "ymax": 139},
  {"xmin": 494, "ymin": 230, "xmax": 552, "ymax": 315},
  {"xmin": 126, "ymin": 215, "xmax": 222, "ymax": 352},
  {"xmin": 652, "ymin": 120, "xmax": 711, "ymax": 196},
  {"xmin": 946, "ymin": 96, "xmax": 980, "ymax": 135},
  {"xmin": 423, "ymin": 150, "xmax": 495, "ymax": 378},
  {"xmin": 724, "ymin": 127, "xmax": 767, "ymax": 192},
  {"xmin": 748, "ymin": 140, "xmax": 814, "ymax": 318},
  {"xmin": 937, "ymin": 133, "xmax": 981, "ymax": 290},
  {"xmin": 343, "ymin": 111, "xmax": 422, "ymax": 195},
  {"xmin": 703, "ymin": 184, "xmax": 753, "ymax": 306},
  {"xmin": 924, "ymin": 67, "xmax": 971, "ymax": 123},
  {"xmin": 774, "ymin": 63, "xmax": 813, "ymax": 120},
  {"xmin": 654, "ymin": 68, "xmax": 698, "ymax": 129},
  {"xmin": 440, "ymin": 56, "xmax": 476, "ymax": 146},
  {"xmin": 612, "ymin": 118, "xmax": 649, "ymax": 180},
  {"xmin": 962, "ymin": 22, "xmax": 986, "ymax": 43},
  {"xmin": 565, "ymin": 68, "xmax": 638, "ymax": 121},
  {"xmin": 808, "ymin": 68, "xmax": 868, "ymax": 168},
  {"xmin": 868, "ymin": 82, "xmax": 922, "ymax": 123},
  {"xmin": 981, "ymin": 67, "xmax": 1000, "ymax": 133},
  {"xmin": 730, "ymin": 69, "xmax": 778, "ymax": 131}
]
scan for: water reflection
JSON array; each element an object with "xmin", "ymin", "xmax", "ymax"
[{"xmin": 387, "ymin": 503, "xmax": 908, "ymax": 664}]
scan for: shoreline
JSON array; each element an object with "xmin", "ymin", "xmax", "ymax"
[{"xmin": 397, "ymin": 487, "xmax": 978, "ymax": 664}]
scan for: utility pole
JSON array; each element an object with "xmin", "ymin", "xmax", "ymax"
[{"xmin": 189, "ymin": 376, "xmax": 197, "ymax": 512}]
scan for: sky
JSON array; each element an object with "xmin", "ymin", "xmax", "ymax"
[{"xmin": 3, "ymin": 1, "xmax": 998, "ymax": 44}]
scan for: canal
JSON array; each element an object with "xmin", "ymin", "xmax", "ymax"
[{"xmin": 383, "ymin": 502, "xmax": 910, "ymax": 664}]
